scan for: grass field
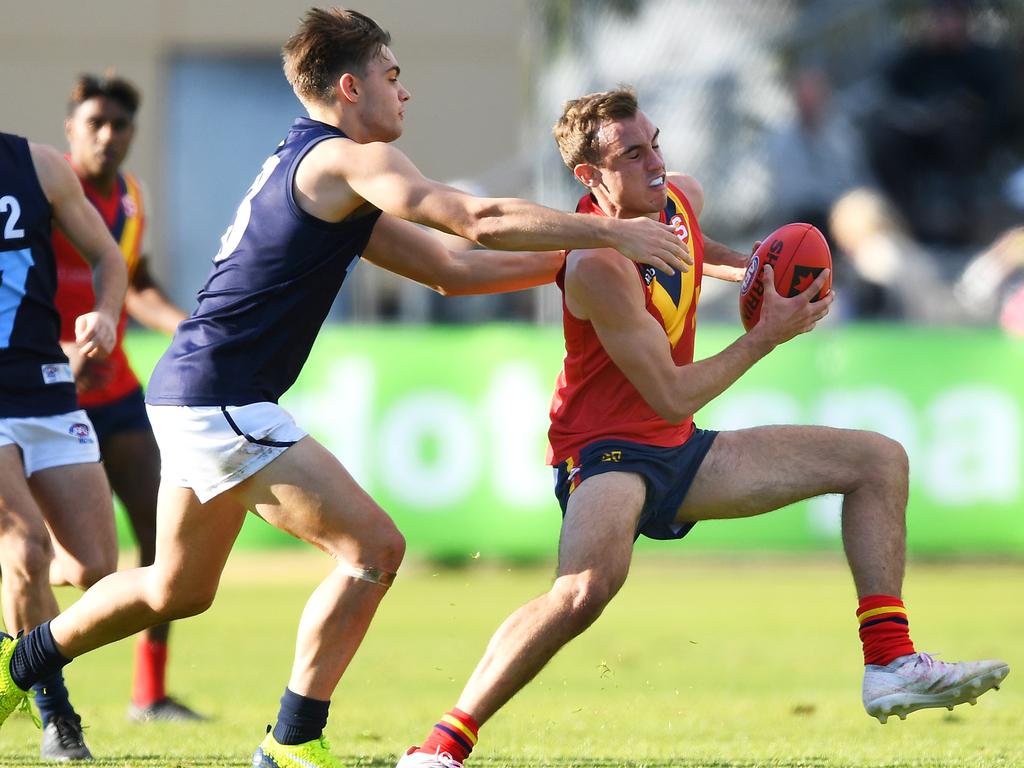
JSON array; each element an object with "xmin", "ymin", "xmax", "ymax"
[{"xmin": 1, "ymin": 552, "xmax": 1020, "ymax": 768}]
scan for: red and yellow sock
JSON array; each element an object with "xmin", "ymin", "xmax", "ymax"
[
  {"xmin": 417, "ymin": 708, "xmax": 479, "ymax": 763},
  {"xmin": 132, "ymin": 638, "xmax": 168, "ymax": 707},
  {"xmin": 857, "ymin": 594, "xmax": 916, "ymax": 666}
]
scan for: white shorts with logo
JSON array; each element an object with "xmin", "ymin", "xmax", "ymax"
[
  {"xmin": 0, "ymin": 410, "xmax": 101, "ymax": 476},
  {"xmin": 146, "ymin": 402, "xmax": 307, "ymax": 503}
]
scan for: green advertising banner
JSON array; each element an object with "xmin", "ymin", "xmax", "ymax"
[{"xmin": 124, "ymin": 325, "xmax": 1024, "ymax": 557}]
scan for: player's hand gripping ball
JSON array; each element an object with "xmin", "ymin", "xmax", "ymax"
[{"xmin": 739, "ymin": 222, "xmax": 832, "ymax": 330}]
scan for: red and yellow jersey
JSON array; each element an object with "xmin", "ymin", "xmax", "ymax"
[
  {"xmin": 547, "ymin": 181, "xmax": 704, "ymax": 465},
  {"xmin": 53, "ymin": 164, "xmax": 145, "ymax": 407}
]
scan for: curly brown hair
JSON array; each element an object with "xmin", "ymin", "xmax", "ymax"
[{"xmin": 553, "ymin": 87, "xmax": 638, "ymax": 168}]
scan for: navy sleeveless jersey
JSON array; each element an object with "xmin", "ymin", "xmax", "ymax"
[
  {"xmin": 0, "ymin": 133, "xmax": 77, "ymax": 418},
  {"xmin": 147, "ymin": 118, "xmax": 382, "ymax": 406}
]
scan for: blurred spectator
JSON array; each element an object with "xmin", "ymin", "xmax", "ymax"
[
  {"xmin": 830, "ymin": 188, "xmax": 1024, "ymax": 325},
  {"xmin": 764, "ymin": 64, "xmax": 870, "ymax": 239},
  {"xmin": 865, "ymin": 0, "xmax": 1015, "ymax": 247},
  {"xmin": 829, "ymin": 188, "xmax": 957, "ymax": 322},
  {"xmin": 760, "ymin": 63, "xmax": 872, "ymax": 311},
  {"xmin": 955, "ymin": 225, "xmax": 1024, "ymax": 329}
]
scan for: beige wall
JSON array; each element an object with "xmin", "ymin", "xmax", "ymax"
[{"xmin": 1, "ymin": 0, "xmax": 532, "ymax": 286}]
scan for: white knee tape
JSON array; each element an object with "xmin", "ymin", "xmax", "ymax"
[{"xmin": 337, "ymin": 561, "xmax": 396, "ymax": 587}]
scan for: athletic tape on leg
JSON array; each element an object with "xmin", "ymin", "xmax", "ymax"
[{"xmin": 337, "ymin": 562, "xmax": 396, "ymax": 587}]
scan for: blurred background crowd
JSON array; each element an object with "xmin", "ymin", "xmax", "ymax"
[
  {"xmin": 422, "ymin": 0, "xmax": 1024, "ymax": 332},
  {"xmin": 509, "ymin": 0, "xmax": 1024, "ymax": 332},
  {"xmin": 4, "ymin": 0, "xmax": 1024, "ymax": 332}
]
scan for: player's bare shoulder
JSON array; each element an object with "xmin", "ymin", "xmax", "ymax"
[
  {"xmin": 292, "ymin": 135, "xmax": 373, "ymax": 222},
  {"xmin": 566, "ymin": 246, "xmax": 638, "ymax": 287},
  {"xmin": 27, "ymin": 142, "xmax": 76, "ymax": 203},
  {"xmin": 306, "ymin": 136, "xmax": 402, "ymax": 178},
  {"xmin": 565, "ymin": 247, "xmax": 644, "ymax": 320},
  {"xmin": 666, "ymin": 172, "xmax": 704, "ymax": 217}
]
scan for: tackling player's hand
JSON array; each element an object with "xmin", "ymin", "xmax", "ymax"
[
  {"xmin": 754, "ymin": 264, "xmax": 833, "ymax": 346},
  {"xmin": 75, "ymin": 310, "xmax": 117, "ymax": 358},
  {"xmin": 613, "ymin": 217, "xmax": 692, "ymax": 275}
]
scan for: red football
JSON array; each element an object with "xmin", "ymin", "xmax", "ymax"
[{"xmin": 738, "ymin": 222, "xmax": 832, "ymax": 331}]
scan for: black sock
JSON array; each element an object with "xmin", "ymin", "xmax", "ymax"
[
  {"xmin": 32, "ymin": 672, "xmax": 76, "ymax": 726},
  {"xmin": 10, "ymin": 622, "xmax": 71, "ymax": 692},
  {"xmin": 272, "ymin": 687, "xmax": 330, "ymax": 745}
]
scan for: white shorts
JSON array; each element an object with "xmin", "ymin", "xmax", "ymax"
[
  {"xmin": 146, "ymin": 402, "xmax": 307, "ymax": 503},
  {"xmin": 0, "ymin": 410, "xmax": 101, "ymax": 476}
]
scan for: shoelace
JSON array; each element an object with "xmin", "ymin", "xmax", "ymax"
[
  {"xmin": 430, "ymin": 748, "xmax": 464, "ymax": 768},
  {"xmin": 50, "ymin": 716, "xmax": 86, "ymax": 748},
  {"xmin": 914, "ymin": 653, "xmax": 935, "ymax": 670},
  {"xmin": 911, "ymin": 652, "xmax": 945, "ymax": 671}
]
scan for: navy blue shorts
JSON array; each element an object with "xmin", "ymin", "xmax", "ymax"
[
  {"xmin": 553, "ymin": 429, "xmax": 719, "ymax": 541},
  {"xmin": 85, "ymin": 387, "xmax": 151, "ymax": 443}
]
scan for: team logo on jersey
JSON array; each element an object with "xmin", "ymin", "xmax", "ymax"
[
  {"xmin": 670, "ymin": 214, "xmax": 689, "ymax": 242},
  {"xmin": 121, "ymin": 194, "xmax": 138, "ymax": 218},
  {"xmin": 40, "ymin": 363, "xmax": 74, "ymax": 385},
  {"xmin": 68, "ymin": 423, "xmax": 94, "ymax": 444},
  {"xmin": 641, "ymin": 266, "xmax": 657, "ymax": 286}
]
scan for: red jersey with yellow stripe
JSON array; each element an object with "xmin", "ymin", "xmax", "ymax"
[
  {"xmin": 53, "ymin": 165, "xmax": 145, "ymax": 407},
  {"xmin": 547, "ymin": 181, "xmax": 704, "ymax": 465}
]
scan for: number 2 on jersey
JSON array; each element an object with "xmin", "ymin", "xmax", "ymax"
[{"xmin": 1, "ymin": 195, "xmax": 26, "ymax": 240}]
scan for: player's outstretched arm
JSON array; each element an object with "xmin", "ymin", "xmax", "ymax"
[
  {"xmin": 31, "ymin": 143, "xmax": 127, "ymax": 358},
  {"xmin": 326, "ymin": 140, "xmax": 690, "ymax": 275},
  {"xmin": 58, "ymin": 340, "xmax": 113, "ymax": 393},
  {"xmin": 125, "ymin": 257, "xmax": 187, "ymax": 335},
  {"xmin": 568, "ymin": 254, "xmax": 831, "ymax": 423},
  {"xmin": 362, "ymin": 215, "xmax": 563, "ymax": 295},
  {"xmin": 703, "ymin": 239, "xmax": 754, "ymax": 282},
  {"xmin": 704, "ymin": 259, "xmax": 747, "ymax": 282}
]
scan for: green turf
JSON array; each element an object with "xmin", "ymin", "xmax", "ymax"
[{"xmin": 1, "ymin": 554, "xmax": 1020, "ymax": 767}]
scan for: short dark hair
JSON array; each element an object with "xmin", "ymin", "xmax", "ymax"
[
  {"xmin": 282, "ymin": 7, "xmax": 391, "ymax": 105},
  {"xmin": 553, "ymin": 87, "xmax": 639, "ymax": 168},
  {"xmin": 67, "ymin": 74, "xmax": 141, "ymax": 116}
]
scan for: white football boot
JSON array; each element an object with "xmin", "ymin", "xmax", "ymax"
[
  {"xmin": 863, "ymin": 651, "xmax": 1009, "ymax": 723},
  {"xmin": 396, "ymin": 746, "xmax": 464, "ymax": 768}
]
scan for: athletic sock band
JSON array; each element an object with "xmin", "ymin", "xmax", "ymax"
[
  {"xmin": 418, "ymin": 707, "xmax": 479, "ymax": 763},
  {"xmin": 857, "ymin": 594, "xmax": 916, "ymax": 666},
  {"xmin": 273, "ymin": 687, "xmax": 330, "ymax": 746},
  {"xmin": 10, "ymin": 622, "xmax": 71, "ymax": 692}
]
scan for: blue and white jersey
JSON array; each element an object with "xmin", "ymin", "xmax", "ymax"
[
  {"xmin": 0, "ymin": 132, "xmax": 77, "ymax": 418},
  {"xmin": 147, "ymin": 118, "xmax": 382, "ymax": 406}
]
